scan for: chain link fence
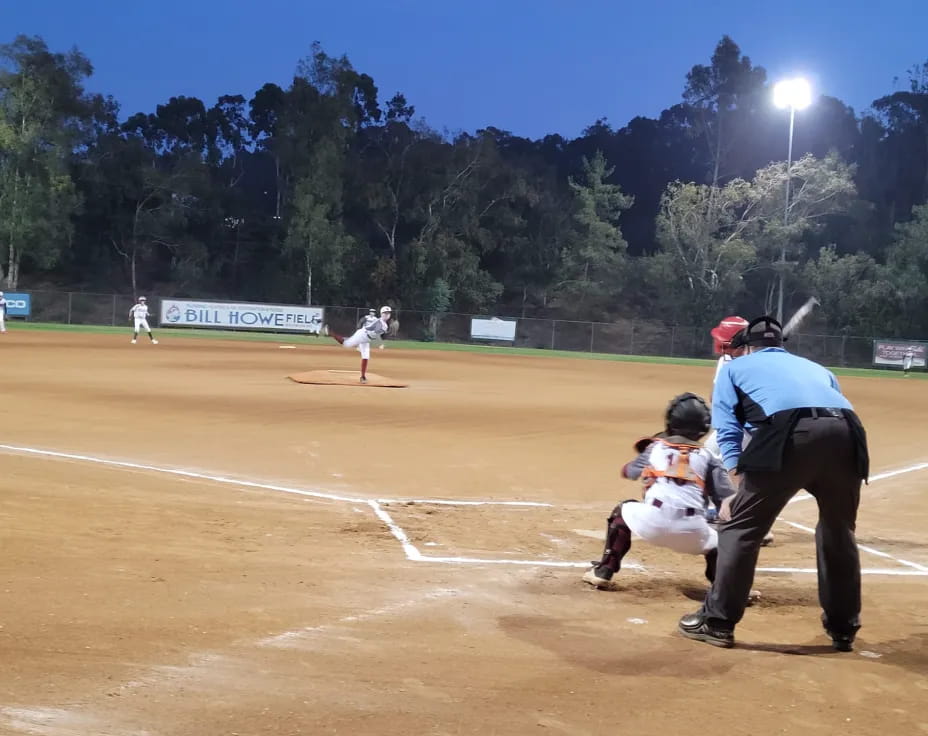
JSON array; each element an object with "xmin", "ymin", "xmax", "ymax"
[{"xmin": 10, "ymin": 289, "xmax": 898, "ymax": 369}]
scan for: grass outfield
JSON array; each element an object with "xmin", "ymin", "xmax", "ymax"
[{"xmin": 6, "ymin": 320, "xmax": 923, "ymax": 380}]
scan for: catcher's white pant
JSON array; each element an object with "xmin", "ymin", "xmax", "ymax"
[
  {"xmin": 134, "ymin": 318, "xmax": 151, "ymax": 332},
  {"xmin": 342, "ymin": 327, "xmax": 373, "ymax": 359},
  {"xmin": 622, "ymin": 493, "xmax": 717, "ymax": 555}
]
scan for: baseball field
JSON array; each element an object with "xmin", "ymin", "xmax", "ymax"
[{"xmin": 1, "ymin": 327, "xmax": 925, "ymax": 736}]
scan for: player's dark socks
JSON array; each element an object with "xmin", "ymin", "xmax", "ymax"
[
  {"xmin": 132, "ymin": 331, "xmax": 139, "ymax": 339},
  {"xmin": 360, "ymin": 358, "xmax": 368, "ymax": 378},
  {"xmin": 148, "ymin": 333, "xmax": 156, "ymax": 341},
  {"xmin": 332, "ymin": 333, "xmax": 345, "ymax": 344},
  {"xmin": 596, "ymin": 504, "xmax": 633, "ymax": 575}
]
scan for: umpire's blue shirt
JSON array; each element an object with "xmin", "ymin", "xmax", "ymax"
[{"xmin": 712, "ymin": 348, "xmax": 853, "ymax": 471}]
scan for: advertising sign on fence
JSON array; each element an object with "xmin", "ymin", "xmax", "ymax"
[
  {"xmin": 160, "ymin": 299, "xmax": 324, "ymax": 334},
  {"xmin": 872, "ymin": 340, "xmax": 926, "ymax": 369},
  {"xmin": 470, "ymin": 316, "xmax": 517, "ymax": 342},
  {"xmin": 2, "ymin": 292, "xmax": 31, "ymax": 317}
]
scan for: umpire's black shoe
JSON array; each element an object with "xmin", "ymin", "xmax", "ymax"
[
  {"xmin": 822, "ymin": 614, "xmax": 857, "ymax": 652},
  {"xmin": 678, "ymin": 611, "xmax": 735, "ymax": 648}
]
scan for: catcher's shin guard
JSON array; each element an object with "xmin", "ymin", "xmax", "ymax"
[{"xmin": 594, "ymin": 502, "xmax": 634, "ymax": 575}]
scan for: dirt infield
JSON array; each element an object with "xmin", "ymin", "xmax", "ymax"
[{"xmin": 1, "ymin": 330, "xmax": 926, "ymax": 736}]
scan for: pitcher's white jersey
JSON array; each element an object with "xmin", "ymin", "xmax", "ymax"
[
  {"xmin": 130, "ymin": 303, "xmax": 150, "ymax": 321},
  {"xmin": 364, "ymin": 317, "xmax": 389, "ymax": 340}
]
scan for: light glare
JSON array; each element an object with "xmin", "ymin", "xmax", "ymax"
[{"xmin": 773, "ymin": 78, "xmax": 812, "ymax": 110}]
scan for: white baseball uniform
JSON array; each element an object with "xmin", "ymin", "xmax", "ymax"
[
  {"xmin": 130, "ymin": 302, "xmax": 151, "ymax": 331},
  {"xmin": 0, "ymin": 296, "xmax": 6, "ymax": 332},
  {"xmin": 621, "ymin": 438, "xmax": 732, "ymax": 555},
  {"xmin": 341, "ymin": 317, "xmax": 388, "ymax": 360}
]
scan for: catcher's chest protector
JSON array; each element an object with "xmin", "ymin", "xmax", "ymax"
[{"xmin": 641, "ymin": 440, "xmax": 707, "ymax": 492}]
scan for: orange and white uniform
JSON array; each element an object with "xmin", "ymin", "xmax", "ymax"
[{"xmin": 620, "ymin": 437, "xmax": 733, "ymax": 555}]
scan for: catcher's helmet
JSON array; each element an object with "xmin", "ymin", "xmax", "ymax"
[
  {"xmin": 665, "ymin": 393, "xmax": 711, "ymax": 441},
  {"xmin": 710, "ymin": 316, "xmax": 749, "ymax": 355}
]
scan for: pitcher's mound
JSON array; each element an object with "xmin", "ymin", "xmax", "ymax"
[{"xmin": 288, "ymin": 370, "xmax": 408, "ymax": 388}]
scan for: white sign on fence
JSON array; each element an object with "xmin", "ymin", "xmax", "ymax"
[
  {"xmin": 872, "ymin": 339, "xmax": 926, "ymax": 369},
  {"xmin": 470, "ymin": 316, "xmax": 517, "ymax": 342},
  {"xmin": 160, "ymin": 299, "xmax": 324, "ymax": 334}
]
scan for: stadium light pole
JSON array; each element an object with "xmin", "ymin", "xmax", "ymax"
[{"xmin": 773, "ymin": 77, "xmax": 812, "ymax": 323}]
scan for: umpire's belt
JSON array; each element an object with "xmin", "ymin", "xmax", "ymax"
[
  {"xmin": 650, "ymin": 498, "xmax": 698, "ymax": 517},
  {"xmin": 797, "ymin": 407, "xmax": 845, "ymax": 419}
]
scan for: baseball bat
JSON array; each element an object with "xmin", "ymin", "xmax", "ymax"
[{"xmin": 782, "ymin": 297, "xmax": 819, "ymax": 339}]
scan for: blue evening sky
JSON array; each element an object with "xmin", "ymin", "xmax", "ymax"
[{"xmin": 2, "ymin": 0, "xmax": 925, "ymax": 138}]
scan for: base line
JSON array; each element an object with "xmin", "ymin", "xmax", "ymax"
[
  {"xmin": 4, "ymin": 442, "xmax": 927, "ymax": 576},
  {"xmin": 787, "ymin": 461, "xmax": 928, "ymax": 505}
]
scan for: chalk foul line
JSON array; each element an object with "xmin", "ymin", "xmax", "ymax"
[{"xmin": 2, "ymin": 442, "xmax": 927, "ymax": 576}]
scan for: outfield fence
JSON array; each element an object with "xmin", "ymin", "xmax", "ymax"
[{"xmin": 11, "ymin": 289, "xmax": 920, "ymax": 370}]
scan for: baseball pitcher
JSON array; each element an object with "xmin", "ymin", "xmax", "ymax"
[
  {"xmin": 583, "ymin": 393, "xmax": 736, "ymax": 589},
  {"xmin": 129, "ymin": 296, "xmax": 158, "ymax": 345},
  {"xmin": 323, "ymin": 306, "xmax": 392, "ymax": 383}
]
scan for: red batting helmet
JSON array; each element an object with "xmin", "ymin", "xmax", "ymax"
[{"xmin": 710, "ymin": 316, "xmax": 749, "ymax": 355}]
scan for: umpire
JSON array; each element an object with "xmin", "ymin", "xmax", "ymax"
[{"xmin": 678, "ymin": 316, "xmax": 869, "ymax": 651}]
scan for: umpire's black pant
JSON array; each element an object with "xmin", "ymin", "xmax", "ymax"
[{"xmin": 704, "ymin": 415, "xmax": 862, "ymax": 635}]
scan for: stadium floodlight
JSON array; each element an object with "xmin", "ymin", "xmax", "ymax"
[
  {"xmin": 773, "ymin": 78, "xmax": 812, "ymax": 111},
  {"xmin": 773, "ymin": 77, "xmax": 813, "ymax": 322}
]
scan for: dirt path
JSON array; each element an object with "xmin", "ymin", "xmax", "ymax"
[{"xmin": 1, "ymin": 331, "xmax": 925, "ymax": 735}]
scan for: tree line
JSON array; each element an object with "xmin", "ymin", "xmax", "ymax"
[{"xmin": 1, "ymin": 34, "xmax": 927, "ymax": 337}]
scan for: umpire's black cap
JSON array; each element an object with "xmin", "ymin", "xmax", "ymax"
[{"xmin": 730, "ymin": 315, "xmax": 784, "ymax": 349}]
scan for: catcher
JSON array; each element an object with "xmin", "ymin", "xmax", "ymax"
[{"xmin": 583, "ymin": 393, "xmax": 736, "ymax": 590}]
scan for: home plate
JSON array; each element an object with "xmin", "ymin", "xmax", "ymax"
[{"xmin": 288, "ymin": 370, "xmax": 408, "ymax": 388}]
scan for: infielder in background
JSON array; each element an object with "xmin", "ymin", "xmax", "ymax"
[
  {"xmin": 358, "ymin": 308, "xmax": 378, "ymax": 329},
  {"xmin": 0, "ymin": 291, "xmax": 7, "ymax": 333},
  {"xmin": 323, "ymin": 306, "xmax": 392, "ymax": 383},
  {"xmin": 129, "ymin": 296, "xmax": 158, "ymax": 345},
  {"xmin": 582, "ymin": 393, "xmax": 736, "ymax": 590}
]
